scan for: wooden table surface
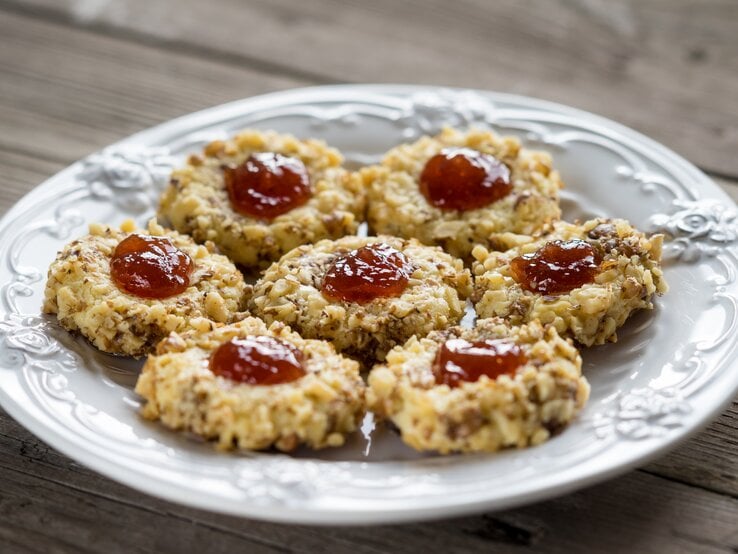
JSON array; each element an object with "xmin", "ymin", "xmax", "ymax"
[{"xmin": 1, "ymin": 1, "xmax": 736, "ymax": 552}]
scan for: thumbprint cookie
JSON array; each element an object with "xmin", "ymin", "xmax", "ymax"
[
  {"xmin": 472, "ymin": 219, "xmax": 668, "ymax": 346},
  {"xmin": 249, "ymin": 235, "xmax": 473, "ymax": 366},
  {"xmin": 363, "ymin": 127, "xmax": 562, "ymax": 260},
  {"xmin": 368, "ymin": 318, "xmax": 589, "ymax": 453},
  {"xmin": 159, "ymin": 130, "xmax": 366, "ymax": 270},
  {"xmin": 43, "ymin": 219, "xmax": 248, "ymax": 357},
  {"xmin": 135, "ymin": 317, "xmax": 366, "ymax": 451}
]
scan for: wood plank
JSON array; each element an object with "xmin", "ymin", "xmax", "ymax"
[
  {"xmin": 645, "ymin": 401, "xmax": 738, "ymax": 498},
  {"xmin": 0, "ymin": 4, "xmax": 736, "ymax": 550},
  {"xmin": 0, "ymin": 148, "xmax": 66, "ymax": 210},
  {"xmin": 0, "ymin": 9, "xmax": 307, "ymax": 164},
  {"xmin": 0, "ymin": 410, "xmax": 736, "ymax": 553},
  {"xmin": 3, "ymin": 0, "xmax": 738, "ymax": 176}
]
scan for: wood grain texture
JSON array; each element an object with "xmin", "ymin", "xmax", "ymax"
[
  {"xmin": 0, "ymin": 2, "xmax": 737, "ymax": 552},
  {"xmin": 723, "ymin": 182, "xmax": 738, "ymax": 204},
  {"xmin": 0, "ymin": 149, "xmax": 65, "ymax": 209},
  {"xmin": 3, "ymin": 0, "xmax": 738, "ymax": 176},
  {"xmin": 0, "ymin": 410, "xmax": 736, "ymax": 554},
  {"xmin": 645, "ymin": 401, "xmax": 738, "ymax": 498},
  {"xmin": 0, "ymin": 9, "xmax": 306, "ymax": 164}
]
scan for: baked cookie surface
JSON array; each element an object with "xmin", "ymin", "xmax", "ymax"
[
  {"xmin": 363, "ymin": 127, "xmax": 562, "ymax": 260},
  {"xmin": 249, "ymin": 235, "xmax": 473, "ymax": 366},
  {"xmin": 159, "ymin": 129, "xmax": 366, "ymax": 269},
  {"xmin": 135, "ymin": 317, "xmax": 366, "ymax": 451},
  {"xmin": 367, "ymin": 319, "xmax": 589, "ymax": 454},
  {"xmin": 43, "ymin": 219, "xmax": 248, "ymax": 357},
  {"xmin": 472, "ymin": 218, "xmax": 668, "ymax": 346}
]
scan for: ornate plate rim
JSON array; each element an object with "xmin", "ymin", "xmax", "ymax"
[{"xmin": 0, "ymin": 84, "xmax": 737, "ymax": 525}]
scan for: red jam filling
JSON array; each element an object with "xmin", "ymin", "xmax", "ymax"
[
  {"xmin": 209, "ymin": 336, "xmax": 306, "ymax": 385},
  {"xmin": 224, "ymin": 152, "xmax": 311, "ymax": 220},
  {"xmin": 321, "ymin": 243, "xmax": 412, "ymax": 304},
  {"xmin": 509, "ymin": 239, "xmax": 602, "ymax": 295},
  {"xmin": 432, "ymin": 338, "xmax": 527, "ymax": 388},
  {"xmin": 419, "ymin": 147, "xmax": 512, "ymax": 212},
  {"xmin": 110, "ymin": 234, "xmax": 193, "ymax": 299}
]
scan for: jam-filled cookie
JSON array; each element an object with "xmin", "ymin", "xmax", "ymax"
[
  {"xmin": 368, "ymin": 319, "xmax": 589, "ymax": 453},
  {"xmin": 135, "ymin": 317, "xmax": 366, "ymax": 451},
  {"xmin": 158, "ymin": 130, "xmax": 366, "ymax": 270},
  {"xmin": 472, "ymin": 219, "xmax": 668, "ymax": 346},
  {"xmin": 43, "ymin": 219, "xmax": 248, "ymax": 357},
  {"xmin": 363, "ymin": 127, "xmax": 562, "ymax": 260},
  {"xmin": 249, "ymin": 235, "xmax": 473, "ymax": 366}
]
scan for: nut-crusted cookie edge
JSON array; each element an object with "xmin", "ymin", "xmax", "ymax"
[
  {"xmin": 159, "ymin": 129, "xmax": 367, "ymax": 269},
  {"xmin": 249, "ymin": 234, "xmax": 473, "ymax": 366},
  {"xmin": 43, "ymin": 219, "xmax": 249, "ymax": 357},
  {"xmin": 368, "ymin": 318, "xmax": 589, "ymax": 454},
  {"xmin": 364, "ymin": 127, "xmax": 563, "ymax": 260},
  {"xmin": 472, "ymin": 218, "xmax": 668, "ymax": 346},
  {"xmin": 135, "ymin": 318, "xmax": 366, "ymax": 452}
]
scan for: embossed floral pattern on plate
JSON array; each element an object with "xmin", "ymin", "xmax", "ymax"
[{"xmin": 0, "ymin": 85, "xmax": 736, "ymax": 525}]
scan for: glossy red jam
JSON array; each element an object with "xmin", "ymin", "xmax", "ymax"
[
  {"xmin": 209, "ymin": 336, "xmax": 306, "ymax": 385},
  {"xmin": 321, "ymin": 243, "xmax": 412, "ymax": 304},
  {"xmin": 419, "ymin": 147, "xmax": 512, "ymax": 212},
  {"xmin": 510, "ymin": 239, "xmax": 602, "ymax": 295},
  {"xmin": 110, "ymin": 234, "xmax": 193, "ymax": 299},
  {"xmin": 433, "ymin": 338, "xmax": 527, "ymax": 388},
  {"xmin": 224, "ymin": 152, "xmax": 311, "ymax": 220}
]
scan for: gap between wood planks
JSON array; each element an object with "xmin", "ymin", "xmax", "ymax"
[{"xmin": 639, "ymin": 468, "xmax": 738, "ymax": 502}]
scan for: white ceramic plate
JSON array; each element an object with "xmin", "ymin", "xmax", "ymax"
[{"xmin": 1, "ymin": 85, "xmax": 737, "ymax": 525}]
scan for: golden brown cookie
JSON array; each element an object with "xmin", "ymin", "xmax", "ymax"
[
  {"xmin": 135, "ymin": 317, "xmax": 366, "ymax": 451},
  {"xmin": 159, "ymin": 130, "xmax": 366, "ymax": 270},
  {"xmin": 249, "ymin": 235, "xmax": 473, "ymax": 365},
  {"xmin": 43, "ymin": 219, "xmax": 248, "ymax": 357},
  {"xmin": 472, "ymin": 218, "xmax": 668, "ymax": 346},
  {"xmin": 368, "ymin": 318, "xmax": 589, "ymax": 454},
  {"xmin": 363, "ymin": 127, "xmax": 562, "ymax": 260}
]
